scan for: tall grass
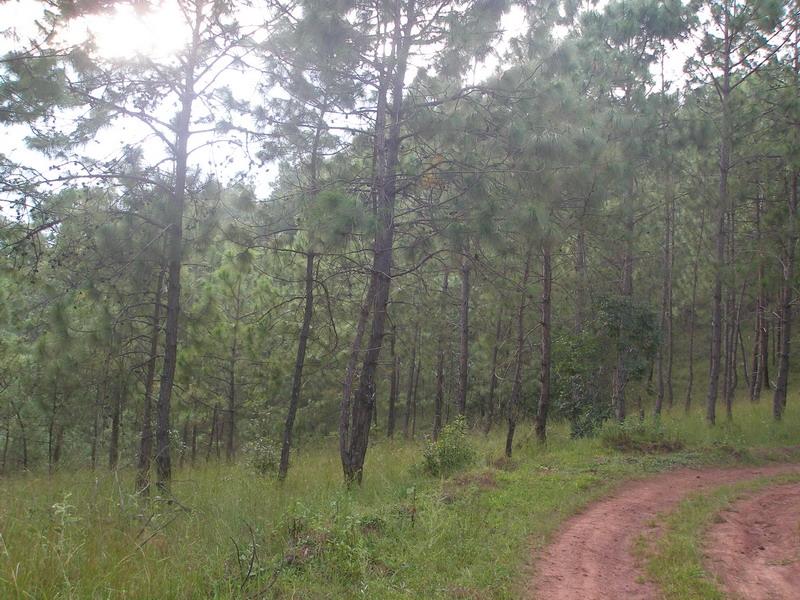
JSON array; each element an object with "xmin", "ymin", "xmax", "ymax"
[{"xmin": 1, "ymin": 393, "xmax": 798, "ymax": 598}]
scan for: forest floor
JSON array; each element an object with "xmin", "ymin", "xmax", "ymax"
[
  {"xmin": 527, "ymin": 462, "xmax": 800, "ymax": 600},
  {"xmin": 2, "ymin": 399, "xmax": 800, "ymax": 598}
]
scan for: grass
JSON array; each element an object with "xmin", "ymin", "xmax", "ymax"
[
  {"xmin": 637, "ymin": 472, "xmax": 800, "ymax": 600},
  {"xmin": 1, "ymin": 395, "xmax": 799, "ymax": 598}
]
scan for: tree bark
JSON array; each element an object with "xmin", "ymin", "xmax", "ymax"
[
  {"xmin": 279, "ymin": 253, "xmax": 315, "ymax": 480},
  {"xmin": 48, "ymin": 386, "xmax": 58, "ymax": 475},
  {"xmin": 685, "ymin": 209, "xmax": 705, "ymax": 411},
  {"xmin": 225, "ymin": 277, "xmax": 242, "ymax": 462},
  {"xmin": 773, "ymin": 172, "xmax": 798, "ymax": 419},
  {"xmin": 11, "ymin": 402, "xmax": 27, "ymax": 470},
  {"xmin": 52, "ymin": 424, "xmax": 64, "ymax": 468},
  {"xmin": 457, "ymin": 249, "xmax": 470, "ymax": 417},
  {"xmin": 136, "ymin": 264, "xmax": 165, "ymax": 495},
  {"xmin": 774, "ymin": 21, "xmax": 800, "ymax": 417},
  {"xmin": 403, "ymin": 324, "xmax": 418, "ymax": 438},
  {"xmin": 387, "ymin": 325, "xmax": 399, "ymax": 438},
  {"xmin": 341, "ymin": 3, "xmax": 416, "ymax": 484},
  {"xmin": 751, "ymin": 191, "xmax": 768, "ymax": 401},
  {"xmin": 1, "ymin": 417, "xmax": 10, "ymax": 474},
  {"xmin": 574, "ymin": 227, "xmax": 588, "ymax": 328},
  {"xmin": 155, "ymin": 36, "xmax": 197, "ymax": 492},
  {"xmin": 179, "ymin": 416, "xmax": 190, "ymax": 469},
  {"xmin": 612, "ymin": 204, "xmax": 634, "ymax": 421},
  {"xmin": 657, "ymin": 190, "xmax": 674, "ymax": 414},
  {"xmin": 411, "ymin": 357, "xmax": 420, "ymax": 438},
  {"xmin": 206, "ymin": 405, "xmax": 218, "ymax": 462},
  {"xmin": 535, "ymin": 238, "xmax": 552, "ymax": 443},
  {"xmin": 109, "ymin": 379, "xmax": 122, "ymax": 470},
  {"xmin": 190, "ymin": 422, "xmax": 197, "ymax": 466},
  {"xmin": 433, "ymin": 269, "xmax": 450, "ymax": 441},
  {"xmin": 722, "ymin": 203, "xmax": 738, "ymax": 420},
  {"xmin": 707, "ymin": 8, "xmax": 732, "ymax": 427},
  {"xmin": 506, "ymin": 248, "xmax": 532, "ymax": 458},
  {"xmin": 484, "ymin": 310, "xmax": 505, "ymax": 434}
]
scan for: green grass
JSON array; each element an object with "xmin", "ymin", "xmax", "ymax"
[
  {"xmin": 1, "ymin": 395, "xmax": 799, "ymax": 599},
  {"xmin": 637, "ymin": 473, "xmax": 800, "ymax": 600}
]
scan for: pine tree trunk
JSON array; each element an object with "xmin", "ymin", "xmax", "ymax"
[
  {"xmin": 340, "ymin": 278, "xmax": 376, "ymax": 467},
  {"xmin": 92, "ymin": 368, "xmax": 108, "ymax": 471},
  {"xmin": 91, "ymin": 404, "xmax": 98, "ymax": 471},
  {"xmin": 387, "ymin": 326, "xmax": 399, "ymax": 438},
  {"xmin": 685, "ymin": 209, "xmax": 705, "ymax": 411},
  {"xmin": 574, "ymin": 228, "xmax": 588, "ymax": 328},
  {"xmin": 411, "ymin": 358, "xmax": 420, "ymax": 438},
  {"xmin": 13, "ymin": 404, "xmax": 27, "ymax": 470},
  {"xmin": 722, "ymin": 206, "xmax": 738, "ymax": 420},
  {"xmin": 457, "ymin": 250, "xmax": 470, "ymax": 417},
  {"xmin": 341, "ymin": 0, "xmax": 416, "ymax": 485},
  {"xmin": 206, "ymin": 405, "xmax": 218, "ymax": 462},
  {"xmin": 612, "ymin": 207, "xmax": 634, "ymax": 421},
  {"xmin": 279, "ymin": 254, "xmax": 316, "ymax": 479},
  {"xmin": 179, "ymin": 416, "xmax": 190, "ymax": 469},
  {"xmin": 484, "ymin": 310, "xmax": 505, "ymax": 434},
  {"xmin": 506, "ymin": 248, "xmax": 532, "ymax": 458},
  {"xmin": 657, "ymin": 189, "xmax": 674, "ymax": 414},
  {"xmin": 155, "ymin": 50, "xmax": 196, "ymax": 492},
  {"xmin": 535, "ymin": 238, "xmax": 552, "ymax": 443},
  {"xmin": 109, "ymin": 382, "xmax": 121, "ymax": 470},
  {"xmin": 774, "ymin": 24, "xmax": 800, "ymax": 416},
  {"xmin": 738, "ymin": 325, "xmax": 749, "ymax": 391},
  {"xmin": 433, "ymin": 269, "xmax": 449, "ymax": 441},
  {"xmin": 774, "ymin": 172, "xmax": 798, "ymax": 419},
  {"xmin": 666, "ymin": 195, "xmax": 675, "ymax": 408},
  {"xmin": 225, "ymin": 278, "xmax": 242, "ymax": 463},
  {"xmin": 403, "ymin": 325, "xmax": 418, "ymax": 438},
  {"xmin": 751, "ymin": 192, "xmax": 767, "ymax": 401},
  {"xmin": 341, "ymin": 18, "xmax": 391, "ymax": 484},
  {"xmin": 707, "ymin": 10, "xmax": 732, "ymax": 427},
  {"xmin": 136, "ymin": 265, "xmax": 165, "ymax": 495},
  {"xmin": 48, "ymin": 387, "xmax": 58, "ymax": 475},
  {"xmin": 52, "ymin": 424, "xmax": 64, "ymax": 468},
  {"xmin": 1, "ymin": 417, "xmax": 10, "ymax": 475},
  {"xmin": 190, "ymin": 423, "xmax": 197, "ymax": 466}
]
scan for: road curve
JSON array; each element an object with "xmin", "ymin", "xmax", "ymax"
[
  {"xmin": 527, "ymin": 464, "xmax": 800, "ymax": 600},
  {"xmin": 705, "ymin": 481, "xmax": 800, "ymax": 600}
]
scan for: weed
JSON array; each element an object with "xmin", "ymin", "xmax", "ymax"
[
  {"xmin": 422, "ymin": 416, "xmax": 476, "ymax": 476},
  {"xmin": 600, "ymin": 419, "xmax": 685, "ymax": 453}
]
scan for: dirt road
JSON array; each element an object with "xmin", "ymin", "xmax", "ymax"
[
  {"xmin": 706, "ymin": 481, "xmax": 800, "ymax": 600},
  {"xmin": 528, "ymin": 464, "xmax": 800, "ymax": 600}
]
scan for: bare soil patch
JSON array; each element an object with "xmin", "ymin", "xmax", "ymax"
[
  {"xmin": 527, "ymin": 464, "xmax": 800, "ymax": 600},
  {"xmin": 705, "ymin": 481, "xmax": 800, "ymax": 600}
]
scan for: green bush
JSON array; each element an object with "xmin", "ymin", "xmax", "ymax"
[
  {"xmin": 600, "ymin": 419, "xmax": 684, "ymax": 453},
  {"xmin": 245, "ymin": 438, "xmax": 281, "ymax": 475},
  {"xmin": 422, "ymin": 416, "xmax": 476, "ymax": 476},
  {"xmin": 552, "ymin": 330, "xmax": 611, "ymax": 437}
]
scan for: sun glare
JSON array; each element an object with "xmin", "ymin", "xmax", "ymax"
[{"xmin": 77, "ymin": 3, "xmax": 189, "ymax": 59}]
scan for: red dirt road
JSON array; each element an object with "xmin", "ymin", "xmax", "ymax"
[
  {"xmin": 706, "ymin": 482, "xmax": 800, "ymax": 600},
  {"xmin": 528, "ymin": 464, "xmax": 800, "ymax": 600}
]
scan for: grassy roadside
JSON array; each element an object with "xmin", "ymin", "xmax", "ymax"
[
  {"xmin": 636, "ymin": 472, "xmax": 800, "ymax": 600},
  {"xmin": 1, "ymin": 399, "xmax": 799, "ymax": 599}
]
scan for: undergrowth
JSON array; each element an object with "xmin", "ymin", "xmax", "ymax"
[
  {"xmin": 0, "ymin": 396, "xmax": 798, "ymax": 598},
  {"xmin": 600, "ymin": 419, "xmax": 685, "ymax": 453}
]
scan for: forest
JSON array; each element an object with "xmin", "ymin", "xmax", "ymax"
[{"xmin": 1, "ymin": 0, "xmax": 799, "ymax": 598}]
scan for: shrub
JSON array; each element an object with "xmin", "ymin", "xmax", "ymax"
[
  {"xmin": 600, "ymin": 419, "xmax": 684, "ymax": 453},
  {"xmin": 422, "ymin": 416, "xmax": 476, "ymax": 477},
  {"xmin": 244, "ymin": 437, "xmax": 280, "ymax": 475}
]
